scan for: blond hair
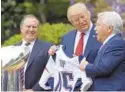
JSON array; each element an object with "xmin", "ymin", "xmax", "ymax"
[{"xmin": 67, "ymin": 2, "xmax": 90, "ymax": 22}]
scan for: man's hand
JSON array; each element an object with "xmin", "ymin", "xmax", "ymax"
[
  {"xmin": 23, "ymin": 89, "xmax": 34, "ymax": 92},
  {"xmin": 79, "ymin": 57, "xmax": 89, "ymax": 71},
  {"xmin": 48, "ymin": 45, "xmax": 57, "ymax": 55}
]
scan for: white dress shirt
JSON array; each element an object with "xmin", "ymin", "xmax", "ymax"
[
  {"xmin": 99, "ymin": 34, "xmax": 115, "ymax": 51},
  {"xmin": 103, "ymin": 34, "xmax": 115, "ymax": 45},
  {"xmin": 74, "ymin": 22, "xmax": 93, "ymax": 55},
  {"xmin": 21, "ymin": 39, "xmax": 35, "ymax": 74}
]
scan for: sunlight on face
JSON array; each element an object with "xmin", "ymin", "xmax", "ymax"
[
  {"xmin": 95, "ymin": 18, "xmax": 111, "ymax": 43},
  {"xmin": 20, "ymin": 17, "xmax": 39, "ymax": 42},
  {"xmin": 70, "ymin": 12, "xmax": 91, "ymax": 32}
]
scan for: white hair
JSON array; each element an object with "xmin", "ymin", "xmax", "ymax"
[
  {"xmin": 67, "ymin": 2, "xmax": 90, "ymax": 22},
  {"xmin": 20, "ymin": 14, "xmax": 40, "ymax": 28},
  {"xmin": 98, "ymin": 11, "xmax": 123, "ymax": 34}
]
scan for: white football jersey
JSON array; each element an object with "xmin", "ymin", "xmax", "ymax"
[{"xmin": 39, "ymin": 45, "xmax": 92, "ymax": 92}]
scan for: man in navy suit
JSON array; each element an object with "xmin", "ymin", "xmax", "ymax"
[
  {"xmin": 16, "ymin": 15, "xmax": 52, "ymax": 91},
  {"xmin": 48, "ymin": 2, "xmax": 101, "ymax": 90},
  {"xmin": 49, "ymin": 2, "xmax": 101, "ymax": 64},
  {"xmin": 80, "ymin": 11, "xmax": 125, "ymax": 91}
]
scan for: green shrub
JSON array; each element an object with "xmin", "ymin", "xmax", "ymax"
[
  {"xmin": 3, "ymin": 23, "xmax": 74, "ymax": 46},
  {"xmin": 2, "ymin": 35, "xmax": 22, "ymax": 46},
  {"xmin": 39, "ymin": 23, "xmax": 74, "ymax": 44}
]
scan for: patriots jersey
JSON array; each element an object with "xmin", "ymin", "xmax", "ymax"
[{"xmin": 39, "ymin": 45, "xmax": 92, "ymax": 92}]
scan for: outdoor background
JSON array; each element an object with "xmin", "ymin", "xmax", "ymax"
[{"xmin": 1, "ymin": 0, "xmax": 125, "ymax": 46}]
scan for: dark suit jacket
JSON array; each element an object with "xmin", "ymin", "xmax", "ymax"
[
  {"xmin": 61, "ymin": 25, "xmax": 101, "ymax": 89},
  {"xmin": 86, "ymin": 34, "xmax": 125, "ymax": 91},
  {"xmin": 62, "ymin": 25, "xmax": 101, "ymax": 63},
  {"xmin": 16, "ymin": 39, "xmax": 52, "ymax": 91}
]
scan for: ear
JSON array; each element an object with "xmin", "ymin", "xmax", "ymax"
[
  {"xmin": 70, "ymin": 21, "xmax": 76, "ymax": 27},
  {"xmin": 108, "ymin": 25, "xmax": 113, "ymax": 33}
]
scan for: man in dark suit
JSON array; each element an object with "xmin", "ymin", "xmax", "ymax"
[
  {"xmin": 80, "ymin": 11, "xmax": 125, "ymax": 91},
  {"xmin": 16, "ymin": 15, "xmax": 52, "ymax": 91},
  {"xmin": 50, "ymin": 2, "xmax": 101, "ymax": 64},
  {"xmin": 48, "ymin": 3, "xmax": 101, "ymax": 90}
]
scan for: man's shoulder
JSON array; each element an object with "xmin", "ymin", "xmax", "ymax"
[
  {"xmin": 36, "ymin": 39, "xmax": 52, "ymax": 47},
  {"xmin": 102, "ymin": 34, "xmax": 125, "ymax": 53},
  {"xmin": 109, "ymin": 34, "xmax": 125, "ymax": 46},
  {"xmin": 63, "ymin": 29, "xmax": 76, "ymax": 37}
]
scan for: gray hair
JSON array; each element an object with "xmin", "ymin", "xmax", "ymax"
[
  {"xmin": 98, "ymin": 11, "xmax": 123, "ymax": 34},
  {"xmin": 67, "ymin": 2, "xmax": 90, "ymax": 22},
  {"xmin": 20, "ymin": 14, "xmax": 40, "ymax": 28}
]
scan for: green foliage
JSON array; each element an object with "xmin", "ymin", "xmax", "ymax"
[
  {"xmin": 3, "ymin": 23, "xmax": 74, "ymax": 46},
  {"xmin": 2, "ymin": 0, "xmax": 124, "ymax": 45},
  {"xmin": 38, "ymin": 23, "xmax": 74, "ymax": 44},
  {"xmin": 2, "ymin": 34, "xmax": 22, "ymax": 47},
  {"xmin": 1, "ymin": 0, "xmax": 22, "ymax": 44},
  {"xmin": 1, "ymin": 0, "xmax": 40, "ymax": 44},
  {"xmin": 22, "ymin": 2, "xmax": 40, "ymax": 16},
  {"xmin": 1, "ymin": 0, "xmax": 70, "ymax": 44},
  {"xmin": 95, "ymin": 0, "xmax": 112, "ymax": 13},
  {"xmin": 43, "ymin": 0, "xmax": 69, "ymax": 23}
]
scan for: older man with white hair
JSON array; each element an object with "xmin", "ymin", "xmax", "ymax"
[{"xmin": 80, "ymin": 11, "xmax": 125, "ymax": 91}]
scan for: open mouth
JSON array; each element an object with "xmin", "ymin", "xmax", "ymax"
[
  {"xmin": 28, "ymin": 33, "xmax": 34, "ymax": 36},
  {"xmin": 31, "ymin": 31, "xmax": 35, "ymax": 34},
  {"xmin": 28, "ymin": 31, "xmax": 35, "ymax": 35},
  {"xmin": 80, "ymin": 24, "xmax": 87, "ymax": 28}
]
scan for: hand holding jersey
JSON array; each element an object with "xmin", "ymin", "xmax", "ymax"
[
  {"xmin": 79, "ymin": 57, "xmax": 89, "ymax": 71},
  {"xmin": 39, "ymin": 45, "xmax": 92, "ymax": 91}
]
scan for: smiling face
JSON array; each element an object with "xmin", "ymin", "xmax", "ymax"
[
  {"xmin": 20, "ymin": 17, "xmax": 39, "ymax": 42},
  {"xmin": 95, "ymin": 17, "xmax": 113, "ymax": 43},
  {"xmin": 70, "ymin": 12, "xmax": 91, "ymax": 32}
]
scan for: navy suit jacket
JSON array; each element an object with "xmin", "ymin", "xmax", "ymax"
[
  {"xmin": 86, "ymin": 34, "xmax": 125, "ymax": 91},
  {"xmin": 16, "ymin": 39, "xmax": 52, "ymax": 90},
  {"xmin": 62, "ymin": 25, "xmax": 101, "ymax": 63}
]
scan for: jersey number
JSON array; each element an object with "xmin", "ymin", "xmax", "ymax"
[{"xmin": 54, "ymin": 71, "xmax": 73, "ymax": 91}]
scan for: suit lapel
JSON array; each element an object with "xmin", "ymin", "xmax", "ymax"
[
  {"xmin": 84, "ymin": 25, "xmax": 96, "ymax": 58},
  {"xmin": 67, "ymin": 30, "xmax": 77, "ymax": 57},
  {"xmin": 26, "ymin": 39, "xmax": 41, "ymax": 71},
  {"xmin": 98, "ymin": 34, "xmax": 120, "ymax": 54},
  {"xmin": 95, "ymin": 34, "xmax": 121, "ymax": 64}
]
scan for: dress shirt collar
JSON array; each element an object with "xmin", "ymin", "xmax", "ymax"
[
  {"xmin": 22, "ymin": 39, "xmax": 36, "ymax": 46},
  {"xmin": 77, "ymin": 22, "xmax": 93, "ymax": 36},
  {"xmin": 103, "ymin": 34, "xmax": 115, "ymax": 45}
]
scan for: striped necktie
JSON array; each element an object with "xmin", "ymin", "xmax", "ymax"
[{"xmin": 20, "ymin": 42, "xmax": 30, "ymax": 89}]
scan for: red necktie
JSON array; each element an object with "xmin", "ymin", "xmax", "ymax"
[{"xmin": 75, "ymin": 33, "xmax": 84, "ymax": 56}]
